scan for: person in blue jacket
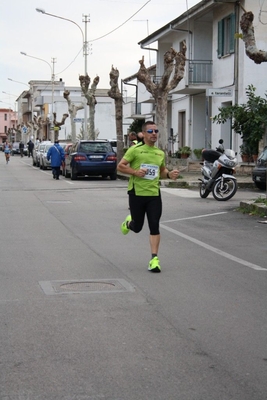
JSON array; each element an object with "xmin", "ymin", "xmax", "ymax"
[{"xmin": 46, "ymin": 140, "xmax": 65, "ymax": 180}]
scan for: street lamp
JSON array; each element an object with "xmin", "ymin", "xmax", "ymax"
[
  {"xmin": 8, "ymin": 78, "xmax": 30, "ymax": 135},
  {"xmin": 20, "ymin": 51, "xmax": 55, "ymax": 140},
  {"xmin": 36, "ymin": 7, "xmax": 89, "ymax": 136},
  {"xmin": 8, "ymin": 78, "xmax": 30, "ymax": 88}
]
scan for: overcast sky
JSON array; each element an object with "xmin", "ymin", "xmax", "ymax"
[{"xmin": 1, "ymin": 0, "xmax": 200, "ymax": 109}]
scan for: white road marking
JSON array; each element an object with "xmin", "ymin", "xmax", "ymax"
[
  {"xmin": 160, "ymin": 223, "xmax": 267, "ymax": 271},
  {"xmin": 162, "ymin": 211, "xmax": 228, "ymax": 223},
  {"xmin": 161, "ymin": 188, "xmax": 199, "ymax": 198}
]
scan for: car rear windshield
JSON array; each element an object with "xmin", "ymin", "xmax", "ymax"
[
  {"xmin": 79, "ymin": 142, "xmax": 112, "ymax": 153},
  {"xmin": 259, "ymin": 148, "xmax": 267, "ymax": 161}
]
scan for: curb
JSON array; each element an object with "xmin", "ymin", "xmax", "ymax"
[{"xmin": 240, "ymin": 200, "xmax": 267, "ymax": 216}]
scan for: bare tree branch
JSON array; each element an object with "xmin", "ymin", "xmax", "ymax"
[{"xmin": 240, "ymin": 11, "xmax": 267, "ymax": 64}]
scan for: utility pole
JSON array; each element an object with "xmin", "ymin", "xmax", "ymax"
[
  {"xmin": 83, "ymin": 14, "xmax": 90, "ymax": 138},
  {"xmin": 51, "ymin": 57, "xmax": 56, "ymax": 142}
]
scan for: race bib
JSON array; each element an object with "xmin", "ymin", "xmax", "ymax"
[{"xmin": 140, "ymin": 164, "xmax": 159, "ymax": 180}]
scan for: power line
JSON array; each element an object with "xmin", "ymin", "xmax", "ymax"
[{"xmin": 89, "ymin": 0, "xmax": 151, "ymax": 42}]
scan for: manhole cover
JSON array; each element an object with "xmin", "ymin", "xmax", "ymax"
[
  {"xmin": 39, "ymin": 279, "xmax": 135, "ymax": 295},
  {"xmin": 60, "ymin": 281, "xmax": 116, "ymax": 291}
]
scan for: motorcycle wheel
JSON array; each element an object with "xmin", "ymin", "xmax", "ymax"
[
  {"xmin": 199, "ymin": 182, "xmax": 211, "ymax": 198},
  {"xmin": 212, "ymin": 177, "xmax": 237, "ymax": 201}
]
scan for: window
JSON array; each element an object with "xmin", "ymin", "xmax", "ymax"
[
  {"xmin": 218, "ymin": 13, "xmax": 235, "ymax": 58},
  {"xmin": 4, "ymin": 114, "xmax": 7, "ymax": 121}
]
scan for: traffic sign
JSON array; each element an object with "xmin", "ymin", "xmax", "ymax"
[
  {"xmin": 206, "ymin": 88, "xmax": 233, "ymax": 97},
  {"xmin": 74, "ymin": 118, "xmax": 84, "ymax": 123}
]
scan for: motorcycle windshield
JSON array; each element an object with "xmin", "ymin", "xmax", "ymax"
[{"xmin": 224, "ymin": 149, "xmax": 236, "ymax": 159}]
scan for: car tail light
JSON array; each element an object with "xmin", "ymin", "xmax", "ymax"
[
  {"xmin": 73, "ymin": 155, "xmax": 87, "ymax": 161},
  {"xmin": 106, "ymin": 155, "xmax": 117, "ymax": 161}
]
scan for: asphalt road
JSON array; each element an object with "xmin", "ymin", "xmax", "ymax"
[{"xmin": 1, "ymin": 155, "xmax": 266, "ymax": 400}]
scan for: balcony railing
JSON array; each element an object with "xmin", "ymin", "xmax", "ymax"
[
  {"xmin": 152, "ymin": 60, "xmax": 212, "ymax": 87},
  {"xmin": 188, "ymin": 60, "xmax": 212, "ymax": 84}
]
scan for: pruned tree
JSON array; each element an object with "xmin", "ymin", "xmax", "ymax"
[
  {"xmin": 240, "ymin": 11, "xmax": 267, "ymax": 64},
  {"xmin": 137, "ymin": 44, "xmax": 187, "ymax": 154},
  {"xmin": 26, "ymin": 118, "xmax": 39, "ymax": 141},
  {"xmin": 63, "ymin": 90, "xmax": 84, "ymax": 143},
  {"xmin": 53, "ymin": 112, "xmax": 69, "ymax": 141},
  {"xmin": 108, "ymin": 65, "xmax": 123, "ymax": 162},
  {"xmin": 79, "ymin": 74, "xmax": 100, "ymax": 140},
  {"xmin": 85, "ymin": 75, "xmax": 99, "ymax": 140}
]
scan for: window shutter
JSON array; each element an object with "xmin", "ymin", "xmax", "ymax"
[
  {"xmin": 229, "ymin": 13, "xmax": 235, "ymax": 54},
  {"xmin": 218, "ymin": 20, "xmax": 223, "ymax": 58}
]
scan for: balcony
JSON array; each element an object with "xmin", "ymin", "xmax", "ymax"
[
  {"xmin": 171, "ymin": 59, "xmax": 213, "ymax": 95},
  {"xmin": 188, "ymin": 60, "xmax": 212, "ymax": 84}
]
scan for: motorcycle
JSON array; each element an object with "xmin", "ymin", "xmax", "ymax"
[{"xmin": 199, "ymin": 139, "xmax": 238, "ymax": 201}]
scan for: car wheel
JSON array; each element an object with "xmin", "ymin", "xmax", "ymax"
[
  {"xmin": 33, "ymin": 159, "xmax": 36, "ymax": 166},
  {"xmin": 102, "ymin": 174, "xmax": 108, "ymax": 179},
  {"xmin": 62, "ymin": 168, "xmax": 65, "ymax": 177},
  {"xmin": 65, "ymin": 169, "xmax": 70, "ymax": 178},
  {"xmin": 71, "ymin": 168, "xmax": 77, "ymax": 180},
  {"xmin": 40, "ymin": 162, "xmax": 43, "ymax": 169},
  {"xmin": 255, "ymin": 182, "xmax": 266, "ymax": 191},
  {"xmin": 110, "ymin": 172, "xmax": 117, "ymax": 181}
]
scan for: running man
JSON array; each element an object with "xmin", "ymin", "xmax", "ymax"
[
  {"xmin": 117, "ymin": 121, "xmax": 179, "ymax": 273},
  {"xmin": 4, "ymin": 141, "xmax": 11, "ymax": 164}
]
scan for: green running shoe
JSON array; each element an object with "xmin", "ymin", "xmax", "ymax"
[
  {"xmin": 148, "ymin": 256, "xmax": 161, "ymax": 273},
  {"xmin": 121, "ymin": 215, "xmax": 132, "ymax": 235}
]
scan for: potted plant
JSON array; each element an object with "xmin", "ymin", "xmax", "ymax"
[
  {"xmin": 239, "ymin": 143, "xmax": 250, "ymax": 162},
  {"xmin": 193, "ymin": 148, "xmax": 204, "ymax": 160},
  {"xmin": 178, "ymin": 146, "xmax": 191, "ymax": 159}
]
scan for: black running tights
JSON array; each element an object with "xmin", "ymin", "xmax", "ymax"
[{"xmin": 128, "ymin": 193, "xmax": 162, "ymax": 235}]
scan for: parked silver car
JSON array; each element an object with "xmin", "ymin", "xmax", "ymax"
[
  {"xmin": 33, "ymin": 141, "xmax": 51, "ymax": 167},
  {"xmin": 39, "ymin": 143, "xmax": 53, "ymax": 170}
]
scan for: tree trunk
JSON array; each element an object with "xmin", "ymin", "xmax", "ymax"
[
  {"xmin": 240, "ymin": 11, "xmax": 267, "ymax": 64},
  {"xmin": 155, "ymin": 94, "xmax": 169, "ymax": 153},
  {"xmin": 108, "ymin": 66, "xmax": 123, "ymax": 162},
  {"xmin": 53, "ymin": 113, "xmax": 69, "ymax": 141},
  {"xmin": 63, "ymin": 90, "xmax": 84, "ymax": 143},
  {"xmin": 84, "ymin": 76, "xmax": 99, "ymax": 141},
  {"xmin": 137, "ymin": 45, "xmax": 186, "ymax": 156}
]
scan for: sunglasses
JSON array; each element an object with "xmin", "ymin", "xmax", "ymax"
[{"xmin": 146, "ymin": 129, "xmax": 159, "ymax": 134}]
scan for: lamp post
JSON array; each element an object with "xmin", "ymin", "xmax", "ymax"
[
  {"xmin": 8, "ymin": 78, "xmax": 30, "ymax": 138},
  {"xmin": 36, "ymin": 7, "xmax": 89, "ymax": 137},
  {"xmin": 20, "ymin": 51, "xmax": 55, "ymax": 141}
]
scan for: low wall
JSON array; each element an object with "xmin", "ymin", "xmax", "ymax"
[{"xmin": 166, "ymin": 157, "xmax": 255, "ymax": 175}]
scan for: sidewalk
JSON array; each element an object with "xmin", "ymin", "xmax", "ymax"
[
  {"xmin": 117, "ymin": 171, "xmax": 255, "ymax": 189},
  {"xmin": 117, "ymin": 171, "xmax": 267, "ymax": 216},
  {"xmin": 161, "ymin": 170, "xmax": 255, "ymax": 189}
]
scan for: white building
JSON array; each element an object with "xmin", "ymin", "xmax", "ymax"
[
  {"xmin": 16, "ymin": 80, "xmax": 116, "ymax": 143},
  {"xmin": 123, "ymin": 0, "xmax": 267, "ymax": 159}
]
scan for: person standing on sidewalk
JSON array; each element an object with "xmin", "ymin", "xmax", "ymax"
[
  {"xmin": 128, "ymin": 131, "xmax": 138, "ymax": 146},
  {"xmin": 117, "ymin": 121, "xmax": 179, "ymax": 273},
  {"xmin": 46, "ymin": 140, "xmax": 65, "ymax": 180},
  {"xmin": 27, "ymin": 140, "xmax": 34, "ymax": 157},
  {"xmin": 19, "ymin": 141, "xmax": 24, "ymax": 157}
]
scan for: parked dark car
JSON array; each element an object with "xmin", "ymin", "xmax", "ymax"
[
  {"xmin": 65, "ymin": 140, "xmax": 117, "ymax": 180},
  {"xmin": 11, "ymin": 142, "xmax": 27, "ymax": 156},
  {"xmin": 252, "ymin": 146, "xmax": 267, "ymax": 190}
]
